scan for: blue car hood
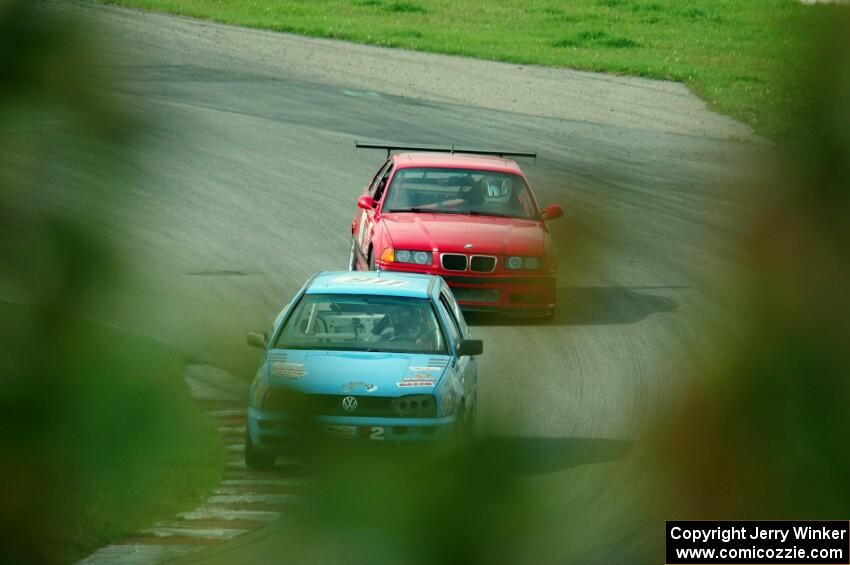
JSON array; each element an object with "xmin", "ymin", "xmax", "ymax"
[{"xmin": 265, "ymin": 349, "xmax": 450, "ymax": 396}]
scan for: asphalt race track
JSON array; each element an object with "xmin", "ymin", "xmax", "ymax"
[{"xmin": 42, "ymin": 1, "xmax": 766, "ymax": 562}]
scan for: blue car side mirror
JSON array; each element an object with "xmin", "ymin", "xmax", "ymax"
[
  {"xmin": 457, "ymin": 339, "xmax": 483, "ymax": 357},
  {"xmin": 247, "ymin": 331, "xmax": 268, "ymax": 349}
]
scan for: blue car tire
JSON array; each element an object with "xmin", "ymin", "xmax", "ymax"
[{"xmin": 245, "ymin": 432, "xmax": 275, "ymax": 470}]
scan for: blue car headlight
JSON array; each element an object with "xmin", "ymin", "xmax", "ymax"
[
  {"xmin": 393, "ymin": 395, "xmax": 437, "ymax": 417},
  {"xmin": 251, "ymin": 375, "xmax": 269, "ymax": 408},
  {"xmin": 438, "ymin": 386, "xmax": 459, "ymax": 416}
]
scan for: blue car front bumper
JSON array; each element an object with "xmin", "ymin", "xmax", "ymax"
[{"xmin": 248, "ymin": 406, "xmax": 457, "ymax": 450}]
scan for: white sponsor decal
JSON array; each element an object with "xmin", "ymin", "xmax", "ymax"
[
  {"xmin": 272, "ymin": 361, "xmax": 305, "ymax": 378},
  {"xmin": 397, "ymin": 380, "xmax": 436, "ymax": 388},
  {"xmin": 332, "ymin": 275, "xmax": 408, "ymax": 287},
  {"xmin": 342, "ymin": 381, "xmax": 378, "ymax": 393},
  {"xmin": 324, "ymin": 425, "xmax": 356, "ymax": 438},
  {"xmin": 411, "ymin": 373, "xmax": 436, "ymax": 380},
  {"xmin": 322, "ymin": 425, "xmax": 385, "ymax": 440}
]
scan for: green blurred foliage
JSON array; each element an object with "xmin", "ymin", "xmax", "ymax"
[
  {"xmin": 245, "ymin": 413, "xmax": 633, "ymax": 564},
  {"xmin": 648, "ymin": 9, "xmax": 850, "ymax": 522},
  {"xmin": 0, "ymin": 3, "xmax": 221, "ymax": 563}
]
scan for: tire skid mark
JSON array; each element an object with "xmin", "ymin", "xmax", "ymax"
[{"xmin": 75, "ymin": 364, "xmax": 301, "ymax": 564}]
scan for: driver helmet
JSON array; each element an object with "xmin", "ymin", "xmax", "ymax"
[
  {"xmin": 394, "ymin": 306, "xmax": 426, "ymax": 337},
  {"xmin": 486, "ymin": 176, "xmax": 501, "ymax": 197},
  {"xmin": 489, "ymin": 175, "xmax": 514, "ymax": 198}
]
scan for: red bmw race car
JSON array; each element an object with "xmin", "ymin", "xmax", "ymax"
[{"xmin": 350, "ymin": 143, "xmax": 563, "ymax": 317}]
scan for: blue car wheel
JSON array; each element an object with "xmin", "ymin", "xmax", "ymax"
[
  {"xmin": 456, "ymin": 397, "xmax": 476, "ymax": 444},
  {"xmin": 245, "ymin": 431, "xmax": 275, "ymax": 470}
]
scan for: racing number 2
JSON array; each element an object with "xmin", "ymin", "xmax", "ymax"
[{"xmin": 369, "ymin": 426, "xmax": 384, "ymax": 440}]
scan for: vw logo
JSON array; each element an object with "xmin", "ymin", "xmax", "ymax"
[
  {"xmin": 464, "ymin": 243, "xmax": 474, "ymax": 249},
  {"xmin": 341, "ymin": 396, "xmax": 358, "ymax": 412}
]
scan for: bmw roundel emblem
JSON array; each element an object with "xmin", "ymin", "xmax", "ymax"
[
  {"xmin": 464, "ymin": 243, "xmax": 474, "ymax": 249},
  {"xmin": 341, "ymin": 396, "xmax": 358, "ymax": 412}
]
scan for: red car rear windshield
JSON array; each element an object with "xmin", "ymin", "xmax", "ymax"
[{"xmin": 384, "ymin": 168, "xmax": 538, "ymax": 220}]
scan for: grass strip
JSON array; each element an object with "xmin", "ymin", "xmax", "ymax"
[
  {"xmin": 0, "ymin": 301, "xmax": 224, "ymax": 563},
  {"xmin": 93, "ymin": 0, "xmax": 846, "ymax": 139}
]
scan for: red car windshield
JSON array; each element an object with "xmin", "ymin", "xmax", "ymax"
[{"xmin": 384, "ymin": 168, "xmax": 539, "ymax": 220}]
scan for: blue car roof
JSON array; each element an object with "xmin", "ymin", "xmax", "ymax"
[{"xmin": 305, "ymin": 271, "xmax": 437, "ymax": 299}]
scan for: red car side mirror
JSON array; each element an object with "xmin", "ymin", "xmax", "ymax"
[
  {"xmin": 357, "ymin": 195, "xmax": 377, "ymax": 210},
  {"xmin": 543, "ymin": 204, "xmax": 563, "ymax": 220}
]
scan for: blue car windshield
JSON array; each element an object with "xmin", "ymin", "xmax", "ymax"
[{"xmin": 275, "ymin": 294, "xmax": 447, "ymax": 355}]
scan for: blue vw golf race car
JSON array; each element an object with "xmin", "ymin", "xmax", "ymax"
[{"xmin": 244, "ymin": 271, "xmax": 483, "ymax": 469}]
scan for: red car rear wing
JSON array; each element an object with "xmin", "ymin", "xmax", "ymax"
[{"xmin": 355, "ymin": 142, "xmax": 537, "ymax": 161}]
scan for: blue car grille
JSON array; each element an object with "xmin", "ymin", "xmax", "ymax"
[
  {"xmin": 263, "ymin": 391, "xmax": 436, "ymax": 418},
  {"xmin": 313, "ymin": 394, "xmax": 395, "ymax": 417}
]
